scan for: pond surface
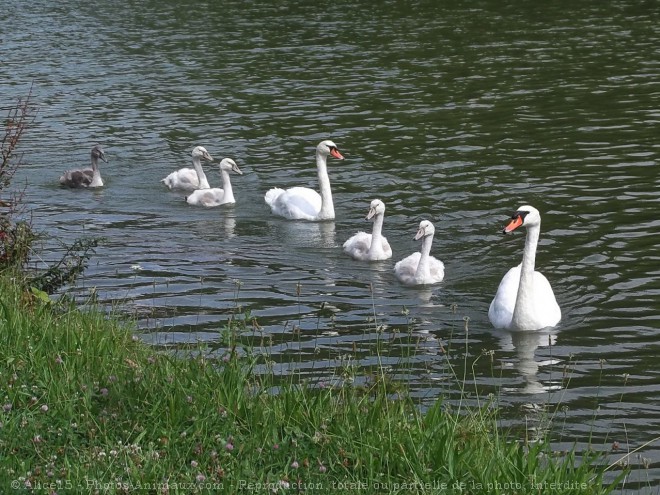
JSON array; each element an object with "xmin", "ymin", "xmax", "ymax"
[{"xmin": 3, "ymin": 0, "xmax": 659, "ymax": 490}]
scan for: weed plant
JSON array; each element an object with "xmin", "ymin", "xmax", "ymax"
[
  {"xmin": 1, "ymin": 91, "xmax": 99, "ymax": 297},
  {"xmin": 0, "ymin": 274, "xmax": 627, "ymax": 494}
]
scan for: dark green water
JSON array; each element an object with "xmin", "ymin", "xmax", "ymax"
[{"xmin": 3, "ymin": 0, "xmax": 659, "ymax": 489}]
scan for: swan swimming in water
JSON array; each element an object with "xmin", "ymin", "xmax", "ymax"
[
  {"xmin": 488, "ymin": 205, "xmax": 561, "ymax": 331},
  {"xmin": 264, "ymin": 140, "xmax": 344, "ymax": 221},
  {"xmin": 59, "ymin": 145, "xmax": 108, "ymax": 188},
  {"xmin": 394, "ymin": 220, "xmax": 445, "ymax": 286},
  {"xmin": 161, "ymin": 146, "xmax": 213, "ymax": 192},
  {"xmin": 343, "ymin": 199, "xmax": 392, "ymax": 261},
  {"xmin": 185, "ymin": 158, "xmax": 243, "ymax": 207}
]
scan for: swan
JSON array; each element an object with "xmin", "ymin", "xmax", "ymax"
[
  {"xmin": 343, "ymin": 199, "xmax": 392, "ymax": 261},
  {"xmin": 394, "ymin": 220, "xmax": 445, "ymax": 286},
  {"xmin": 59, "ymin": 145, "xmax": 107, "ymax": 188},
  {"xmin": 264, "ymin": 140, "xmax": 344, "ymax": 221},
  {"xmin": 161, "ymin": 146, "xmax": 213, "ymax": 192},
  {"xmin": 185, "ymin": 158, "xmax": 243, "ymax": 207},
  {"xmin": 488, "ymin": 205, "xmax": 561, "ymax": 331}
]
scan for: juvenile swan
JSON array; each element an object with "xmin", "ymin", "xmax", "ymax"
[
  {"xmin": 161, "ymin": 146, "xmax": 213, "ymax": 192},
  {"xmin": 343, "ymin": 199, "xmax": 392, "ymax": 261},
  {"xmin": 264, "ymin": 140, "xmax": 344, "ymax": 221},
  {"xmin": 186, "ymin": 158, "xmax": 243, "ymax": 207},
  {"xmin": 59, "ymin": 145, "xmax": 108, "ymax": 188},
  {"xmin": 394, "ymin": 220, "xmax": 445, "ymax": 286},
  {"xmin": 488, "ymin": 205, "xmax": 561, "ymax": 331}
]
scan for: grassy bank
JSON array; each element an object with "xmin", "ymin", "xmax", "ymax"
[{"xmin": 0, "ymin": 274, "xmax": 622, "ymax": 494}]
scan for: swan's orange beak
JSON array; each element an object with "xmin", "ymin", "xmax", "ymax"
[
  {"xmin": 330, "ymin": 148, "xmax": 344, "ymax": 160},
  {"xmin": 503, "ymin": 215, "xmax": 524, "ymax": 234}
]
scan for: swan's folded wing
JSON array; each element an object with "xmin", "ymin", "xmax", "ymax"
[
  {"xmin": 532, "ymin": 271, "xmax": 561, "ymax": 326},
  {"xmin": 488, "ymin": 265, "xmax": 521, "ymax": 328},
  {"xmin": 162, "ymin": 168, "xmax": 198, "ymax": 191},
  {"xmin": 264, "ymin": 187, "xmax": 285, "ymax": 206},
  {"xmin": 343, "ymin": 231, "xmax": 372, "ymax": 260},
  {"xmin": 187, "ymin": 188, "xmax": 226, "ymax": 207},
  {"xmin": 267, "ymin": 187, "xmax": 322, "ymax": 220},
  {"xmin": 394, "ymin": 252, "xmax": 421, "ymax": 284},
  {"xmin": 429, "ymin": 257, "xmax": 445, "ymax": 283},
  {"xmin": 59, "ymin": 168, "xmax": 92, "ymax": 187},
  {"xmin": 380, "ymin": 238, "xmax": 393, "ymax": 259}
]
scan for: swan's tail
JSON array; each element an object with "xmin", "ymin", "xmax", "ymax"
[
  {"xmin": 264, "ymin": 187, "xmax": 285, "ymax": 207},
  {"xmin": 160, "ymin": 176, "xmax": 176, "ymax": 190}
]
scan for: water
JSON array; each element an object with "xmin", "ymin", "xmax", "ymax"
[{"xmin": 2, "ymin": 0, "xmax": 659, "ymax": 489}]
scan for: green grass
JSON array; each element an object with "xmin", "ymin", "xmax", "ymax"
[{"xmin": 0, "ymin": 274, "xmax": 625, "ymax": 494}]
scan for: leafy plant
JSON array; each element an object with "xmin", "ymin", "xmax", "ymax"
[{"xmin": 1, "ymin": 89, "xmax": 100, "ymax": 294}]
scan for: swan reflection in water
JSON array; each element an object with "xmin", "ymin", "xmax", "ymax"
[
  {"xmin": 276, "ymin": 219, "xmax": 336, "ymax": 250},
  {"xmin": 495, "ymin": 327, "xmax": 559, "ymax": 395}
]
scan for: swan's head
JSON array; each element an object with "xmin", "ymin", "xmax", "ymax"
[
  {"xmin": 219, "ymin": 158, "xmax": 242, "ymax": 175},
  {"xmin": 504, "ymin": 205, "xmax": 541, "ymax": 233},
  {"xmin": 414, "ymin": 220, "xmax": 435, "ymax": 241},
  {"xmin": 317, "ymin": 140, "xmax": 344, "ymax": 160},
  {"xmin": 192, "ymin": 146, "xmax": 213, "ymax": 162},
  {"xmin": 91, "ymin": 145, "xmax": 107, "ymax": 163},
  {"xmin": 366, "ymin": 199, "xmax": 385, "ymax": 220}
]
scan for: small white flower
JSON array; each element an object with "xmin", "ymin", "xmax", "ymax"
[{"xmin": 131, "ymin": 264, "xmax": 143, "ymax": 271}]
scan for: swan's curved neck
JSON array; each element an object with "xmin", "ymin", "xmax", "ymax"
[
  {"xmin": 220, "ymin": 169, "xmax": 234, "ymax": 203},
  {"xmin": 316, "ymin": 151, "xmax": 334, "ymax": 220},
  {"xmin": 415, "ymin": 234, "xmax": 434, "ymax": 281},
  {"xmin": 512, "ymin": 223, "xmax": 540, "ymax": 326},
  {"xmin": 89, "ymin": 154, "xmax": 103, "ymax": 187},
  {"xmin": 368, "ymin": 212, "xmax": 385, "ymax": 257},
  {"xmin": 192, "ymin": 156, "xmax": 210, "ymax": 189}
]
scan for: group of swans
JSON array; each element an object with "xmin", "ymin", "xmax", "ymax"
[
  {"xmin": 61, "ymin": 145, "xmax": 244, "ymax": 208},
  {"xmin": 161, "ymin": 146, "xmax": 243, "ymax": 207},
  {"xmin": 261, "ymin": 140, "xmax": 560, "ymax": 331},
  {"xmin": 59, "ymin": 141, "xmax": 561, "ymax": 332},
  {"xmin": 341, "ymin": 201, "xmax": 444, "ymax": 286}
]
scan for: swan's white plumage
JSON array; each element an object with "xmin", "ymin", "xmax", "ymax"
[
  {"xmin": 186, "ymin": 158, "xmax": 242, "ymax": 207},
  {"xmin": 488, "ymin": 205, "xmax": 561, "ymax": 331},
  {"xmin": 394, "ymin": 220, "xmax": 445, "ymax": 286},
  {"xmin": 59, "ymin": 145, "xmax": 107, "ymax": 188},
  {"xmin": 343, "ymin": 199, "xmax": 392, "ymax": 261},
  {"xmin": 265, "ymin": 140, "xmax": 344, "ymax": 221},
  {"xmin": 162, "ymin": 146, "xmax": 213, "ymax": 192},
  {"xmin": 266, "ymin": 186, "xmax": 323, "ymax": 220}
]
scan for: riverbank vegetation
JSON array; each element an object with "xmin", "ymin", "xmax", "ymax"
[{"xmin": 0, "ymin": 273, "xmax": 626, "ymax": 494}]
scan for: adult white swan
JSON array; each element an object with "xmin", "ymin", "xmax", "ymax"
[
  {"xmin": 59, "ymin": 145, "xmax": 108, "ymax": 188},
  {"xmin": 488, "ymin": 205, "xmax": 561, "ymax": 331},
  {"xmin": 186, "ymin": 158, "xmax": 243, "ymax": 207},
  {"xmin": 264, "ymin": 140, "xmax": 344, "ymax": 221},
  {"xmin": 343, "ymin": 199, "xmax": 392, "ymax": 261},
  {"xmin": 161, "ymin": 146, "xmax": 213, "ymax": 192},
  {"xmin": 394, "ymin": 220, "xmax": 445, "ymax": 286}
]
